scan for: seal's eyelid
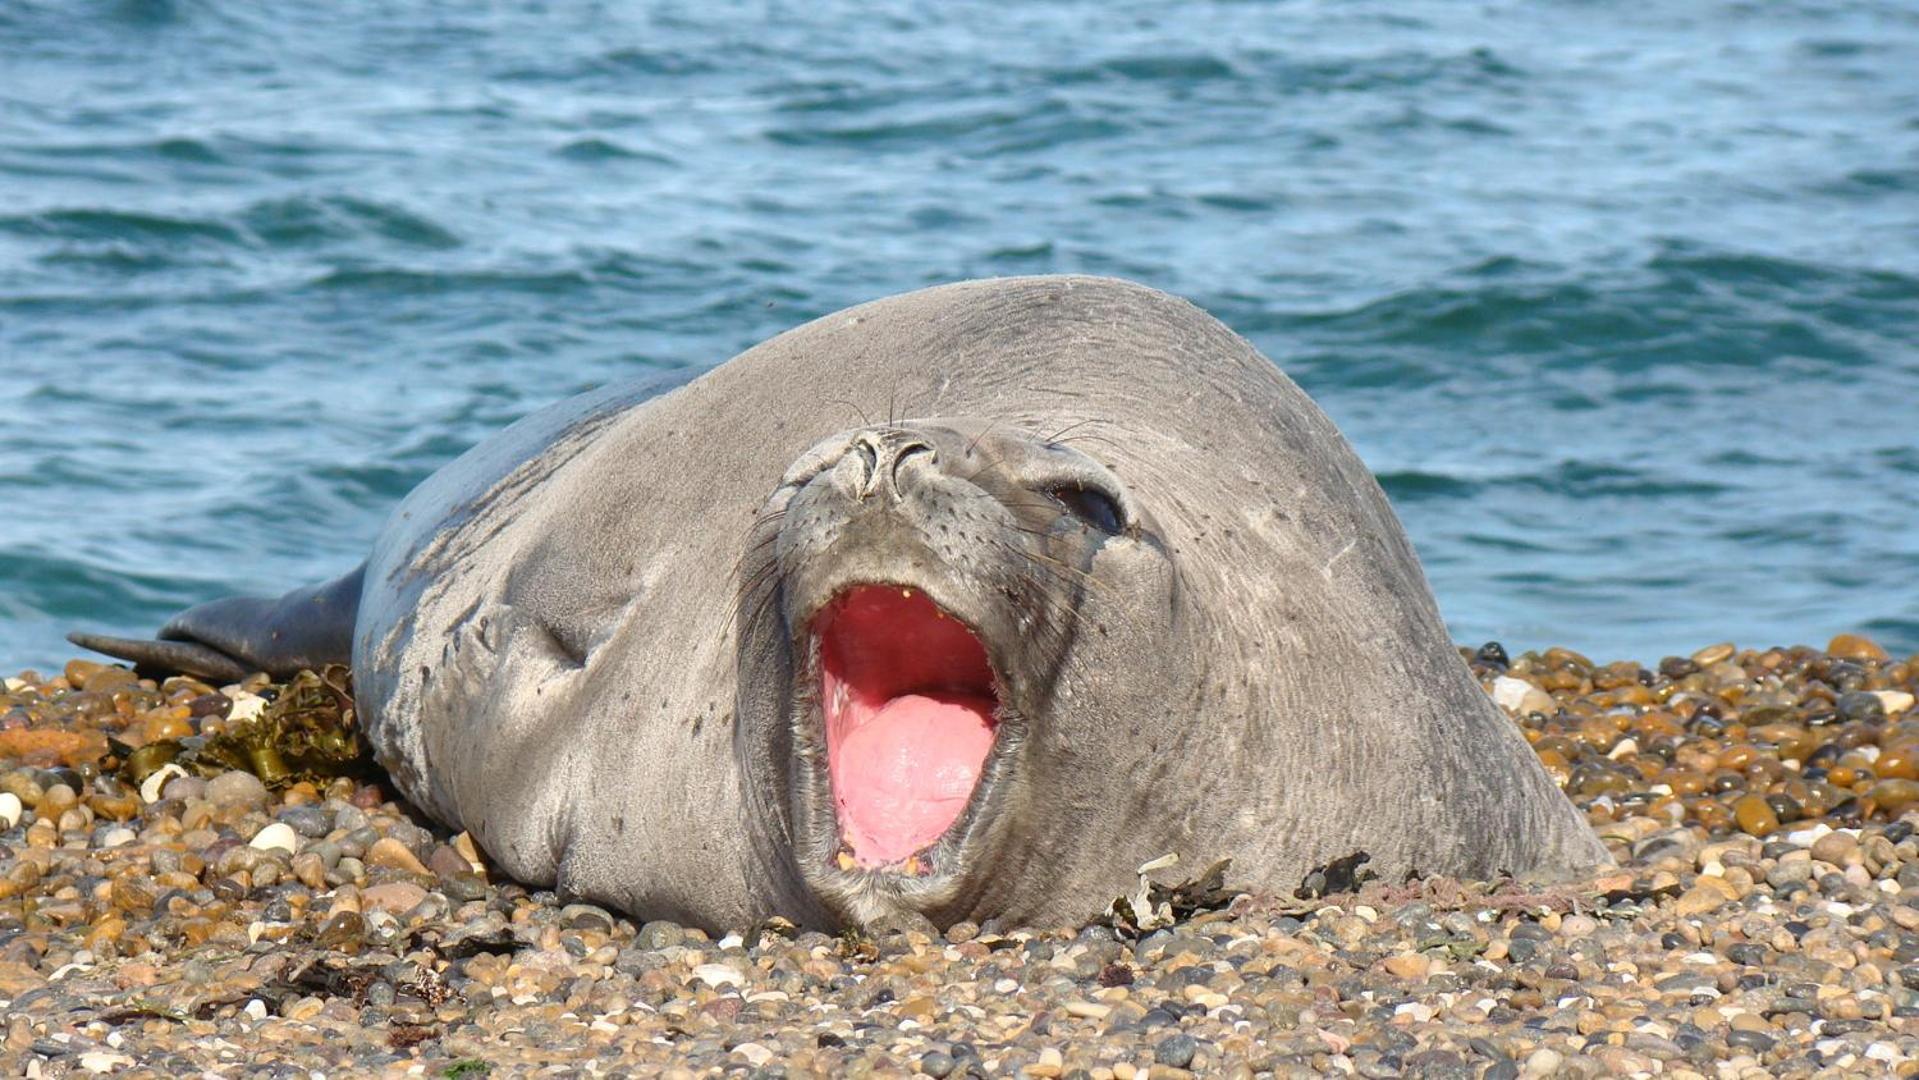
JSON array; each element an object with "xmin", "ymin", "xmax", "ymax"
[{"xmin": 1047, "ymin": 483, "xmax": 1125, "ymax": 535}]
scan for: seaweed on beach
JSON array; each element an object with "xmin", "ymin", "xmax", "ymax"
[
  {"xmin": 1102, "ymin": 853, "xmax": 1240, "ymax": 939},
  {"xmin": 118, "ymin": 665, "xmax": 372, "ymax": 790}
]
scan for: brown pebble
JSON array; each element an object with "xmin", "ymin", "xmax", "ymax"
[
  {"xmin": 426, "ymin": 844, "xmax": 471, "ymax": 881},
  {"xmin": 366, "ymin": 836, "xmax": 429, "ymax": 875},
  {"xmin": 1674, "ymin": 876, "xmax": 1739, "ymax": 917},
  {"xmin": 1827, "ymin": 633, "xmax": 1890, "ymax": 662},
  {"xmin": 1382, "ymin": 953, "xmax": 1431, "ymax": 980},
  {"xmin": 110, "ymin": 878, "xmax": 156, "ymax": 913},
  {"xmin": 205, "ymin": 771, "xmax": 269, "ymax": 811},
  {"xmin": 1690, "ymin": 642, "xmax": 1735, "ymax": 667},
  {"xmin": 1810, "ymin": 831, "xmax": 1859, "ymax": 865},
  {"xmin": 1732, "ymin": 794, "xmax": 1779, "ymax": 837},
  {"xmin": 363, "ymin": 881, "xmax": 429, "ymax": 915},
  {"xmin": 314, "ymin": 911, "xmax": 365, "ymax": 949},
  {"xmin": 39, "ymin": 784, "xmax": 77, "ymax": 815},
  {"xmin": 88, "ymin": 792, "xmax": 140, "ymax": 822},
  {"xmin": 292, "ymin": 852, "xmax": 327, "ymax": 890},
  {"xmin": 1868, "ymin": 779, "xmax": 1919, "ymax": 815}
]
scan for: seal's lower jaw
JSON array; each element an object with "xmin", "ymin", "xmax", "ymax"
[{"xmin": 814, "ymin": 585, "xmax": 1000, "ymax": 874}]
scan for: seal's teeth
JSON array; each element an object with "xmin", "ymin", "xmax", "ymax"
[
  {"xmin": 902, "ymin": 855, "xmax": 920, "ymax": 876},
  {"xmin": 836, "ymin": 851, "xmax": 857, "ymax": 872}
]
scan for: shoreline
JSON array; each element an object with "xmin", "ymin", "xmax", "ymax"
[{"xmin": 1, "ymin": 637, "xmax": 1916, "ymax": 1077}]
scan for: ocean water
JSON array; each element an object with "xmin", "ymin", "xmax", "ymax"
[{"xmin": 2, "ymin": 0, "xmax": 1916, "ymax": 675}]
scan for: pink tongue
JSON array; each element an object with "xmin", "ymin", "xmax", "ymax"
[{"xmin": 832, "ymin": 691, "xmax": 996, "ymax": 866}]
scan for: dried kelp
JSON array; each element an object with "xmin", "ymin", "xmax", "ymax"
[
  {"xmin": 1103, "ymin": 853, "xmax": 1240, "ymax": 939},
  {"xmin": 118, "ymin": 666, "xmax": 371, "ymax": 790}
]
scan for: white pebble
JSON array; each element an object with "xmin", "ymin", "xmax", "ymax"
[
  {"xmin": 733, "ymin": 1043, "xmax": 774, "ymax": 1067},
  {"xmin": 1867, "ymin": 1042, "xmax": 1901, "ymax": 1063},
  {"xmin": 692, "ymin": 963, "xmax": 743, "ymax": 989},
  {"xmin": 1522, "ymin": 1047, "xmax": 1562, "ymax": 1077},
  {"xmin": 1874, "ymin": 691, "xmax": 1915, "ymax": 716},
  {"xmin": 2, "ymin": 677, "xmax": 24, "ymax": 692},
  {"xmin": 98, "ymin": 827, "xmax": 136, "ymax": 849},
  {"xmin": 243, "ymin": 999, "xmax": 268, "ymax": 1021},
  {"xmin": 1393, "ymin": 1002, "xmax": 1433, "ymax": 1022},
  {"xmin": 0, "ymin": 792, "xmax": 21, "ymax": 830},
  {"xmin": 1785, "ymin": 823, "xmax": 1832, "ymax": 846},
  {"xmin": 717, "ymin": 931, "xmax": 744, "ymax": 949},
  {"xmin": 1606, "ymin": 737, "xmax": 1639, "ymax": 760},
  {"xmin": 79, "ymin": 1052, "xmax": 133, "ymax": 1074},
  {"xmin": 227, "ymin": 693, "xmax": 267, "ymax": 722},
  {"xmin": 1491, "ymin": 676, "xmax": 1535, "ymax": 712},
  {"xmin": 249, "ymin": 822, "xmax": 299, "ymax": 854},
  {"xmin": 139, "ymin": 764, "xmax": 188, "ymax": 804}
]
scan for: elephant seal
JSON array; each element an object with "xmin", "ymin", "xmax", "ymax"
[{"xmin": 75, "ymin": 275, "xmax": 1610, "ymax": 930}]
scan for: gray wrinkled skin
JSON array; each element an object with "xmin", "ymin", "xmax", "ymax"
[
  {"xmin": 349, "ymin": 275, "xmax": 1608, "ymax": 930},
  {"xmin": 87, "ymin": 276, "xmax": 1607, "ymax": 930}
]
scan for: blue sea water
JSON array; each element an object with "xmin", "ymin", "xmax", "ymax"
[{"xmin": 1, "ymin": 0, "xmax": 1916, "ymax": 675}]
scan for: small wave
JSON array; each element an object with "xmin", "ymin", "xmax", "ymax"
[
  {"xmin": 497, "ymin": 46, "xmax": 717, "ymax": 84},
  {"xmin": 767, "ymin": 104, "xmax": 1029, "ymax": 149},
  {"xmin": 303, "ymin": 266, "xmax": 593, "ymax": 296},
  {"xmin": 1193, "ymin": 192, "xmax": 1279, "ymax": 213},
  {"xmin": 1050, "ymin": 54, "xmax": 1239, "ymax": 85},
  {"xmin": 1240, "ymin": 46, "xmax": 1523, "ymax": 97},
  {"xmin": 33, "ymin": 246, "xmax": 193, "ymax": 273},
  {"xmin": 0, "ymin": 546, "xmax": 206, "ymax": 629},
  {"xmin": 554, "ymin": 137, "xmax": 674, "ymax": 164},
  {"xmin": 1818, "ymin": 167, "xmax": 1915, "ymax": 196},
  {"xmin": 1288, "ymin": 246, "xmax": 1918, "ymax": 379},
  {"xmin": 1370, "ymin": 106, "xmax": 1514, "ymax": 138},
  {"xmin": 240, "ymin": 194, "xmax": 461, "ymax": 250},
  {"xmin": 984, "ymin": 241, "xmax": 1055, "ymax": 262},
  {"xmin": 766, "ymin": 96, "xmax": 1124, "ymax": 154},
  {"xmin": 1522, "ymin": 461, "xmax": 1735, "ymax": 500},
  {"xmin": 0, "ymin": 207, "xmax": 243, "ymax": 244},
  {"xmin": 1374, "ymin": 469, "xmax": 1482, "ymax": 501}
]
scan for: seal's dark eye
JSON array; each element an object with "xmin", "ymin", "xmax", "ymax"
[{"xmin": 1049, "ymin": 485, "xmax": 1123, "ymax": 534}]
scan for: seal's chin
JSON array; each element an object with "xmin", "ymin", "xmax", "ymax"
[{"xmin": 814, "ymin": 585, "xmax": 999, "ymax": 871}]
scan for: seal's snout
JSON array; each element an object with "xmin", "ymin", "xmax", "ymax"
[
  {"xmin": 846, "ymin": 429, "xmax": 936, "ymax": 501},
  {"xmin": 815, "ymin": 585, "xmax": 999, "ymax": 870}
]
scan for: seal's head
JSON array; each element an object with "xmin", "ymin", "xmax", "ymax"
[{"xmin": 736, "ymin": 419, "xmax": 1179, "ymax": 927}]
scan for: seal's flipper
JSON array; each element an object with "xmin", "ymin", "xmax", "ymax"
[
  {"xmin": 68, "ymin": 564, "xmax": 366, "ymax": 681},
  {"xmin": 64, "ymin": 633, "xmax": 256, "ymax": 684}
]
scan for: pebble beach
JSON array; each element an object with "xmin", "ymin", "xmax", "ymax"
[{"xmin": 4, "ymin": 637, "xmax": 1919, "ymax": 1078}]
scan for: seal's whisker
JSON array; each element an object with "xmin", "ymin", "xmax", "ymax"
[
  {"xmin": 1047, "ymin": 432, "xmax": 1129, "ymax": 454},
  {"xmin": 825, "ymin": 398, "xmax": 871, "ymax": 427},
  {"xmin": 730, "ymin": 566, "xmax": 789, "ymax": 643},
  {"xmin": 1041, "ymin": 417, "xmax": 1100, "ymax": 444},
  {"xmin": 964, "ymin": 419, "xmax": 1002, "ymax": 458},
  {"xmin": 729, "ymin": 527, "xmax": 786, "ymax": 575}
]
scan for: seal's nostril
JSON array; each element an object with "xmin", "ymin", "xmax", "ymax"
[
  {"xmin": 853, "ymin": 437, "xmax": 881, "ymax": 491},
  {"xmin": 890, "ymin": 440, "xmax": 935, "ymax": 493},
  {"xmin": 850, "ymin": 432, "xmax": 934, "ymax": 500}
]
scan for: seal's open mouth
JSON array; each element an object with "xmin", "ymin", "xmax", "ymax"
[{"xmin": 815, "ymin": 585, "xmax": 999, "ymax": 870}]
